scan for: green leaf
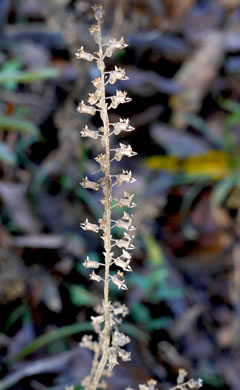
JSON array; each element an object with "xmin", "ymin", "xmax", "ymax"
[
  {"xmin": 3, "ymin": 304, "xmax": 25, "ymax": 332},
  {"xmin": 0, "ymin": 67, "xmax": 60, "ymax": 85},
  {"xmin": 130, "ymin": 302, "xmax": 151, "ymax": 325},
  {"xmin": 218, "ymin": 98, "xmax": 240, "ymax": 113},
  {"xmin": 0, "ymin": 115, "xmax": 39, "ymax": 136},
  {"xmin": 148, "ymin": 268, "xmax": 169, "ymax": 287},
  {"xmin": 130, "ymin": 303, "xmax": 171, "ymax": 332},
  {"xmin": 211, "ymin": 175, "xmax": 236, "ymax": 205},
  {"xmin": 128, "ymin": 272, "xmax": 150, "ymax": 292},
  {"xmin": 0, "ymin": 142, "xmax": 16, "ymax": 165},
  {"xmin": 186, "ymin": 114, "xmax": 225, "ymax": 149},
  {"xmin": 1, "ymin": 60, "xmax": 22, "ymax": 73},
  {"xmin": 152, "ymin": 286, "xmax": 184, "ymax": 301},
  {"xmin": 120, "ymin": 322, "xmax": 149, "ymax": 342},
  {"xmin": 148, "ymin": 316, "xmax": 172, "ymax": 331},
  {"xmin": 70, "ymin": 285, "xmax": 95, "ymax": 307},
  {"xmin": 199, "ymin": 374, "xmax": 224, "ymax": 388},
  {"xmin": 0, "ymin": 60, "xmax": 22, "ymax": 90}
]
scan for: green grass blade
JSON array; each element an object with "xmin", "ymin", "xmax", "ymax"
[
  {"xmin": 0, "ymin": 115, "xmax": 39, "ymax": 136},
  {"xmin": 0, "ymin": 68, "xmax": 60, "ymax": 85},
  {"xmin": 8, "ymin": 322, "xmax": 92, "ymax": 364}
]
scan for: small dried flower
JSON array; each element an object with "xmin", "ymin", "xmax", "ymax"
[
  {"xmin": 105, "ymin": 37, "xmax": 128, "ymax": 58},
  {"xmin": 89, "ymin": 271, "xmax": 102, "ymax": 282},
  {"xmin": 112, "ymin": 118, "xmax": 135, "ymax": 135},
  {"xmin": 108, "ymin": 347, "xmax": 119, "ymax": 369},
  {"xmin": 117, "ymin": 348, "xmax": 131, "ymax": 361},
  {"xmin": 177, "ymin": 368, "xmax": 187, "ymax": 385},
  {"xmin": 112, "ymin": 302, "xmax": 129, "ymax": 317},
  {"xmin": 115, "ymin": 170, "xmax": 136, "ymax": 186},
  {"xmin": 146, "ymin": 379, "xmax": 158, "ymax": 390},
  {"xmin": 117, "ymin": 192, "xmax": 136, "ymax": 208},
  {"xmin": 83, "ymin": 256, "xmax": 100, "ymax": 269},
  {"xmin": 92, "ymin": 4, "xmax": 104, "ymax": 21},
  {"xmin": 112, "ymin": 271, "xmax": 128, "ymax": 290},
  {"xmin": 80, "ymin": 176, "xmax": 99, "ymax": 191},
  {"xmin": 126, "ymin": 380, "xmax": 158, "ymax": 390},
  {"xmin": 188, "ymin": 379, "xmax": 203, "ymax": 389},
  {"xmin": 95, "ymin": 153, "xmax": 107, "ymax": 171},
  {"xmin": 77, "ymin": 101, "xmax": 96, "ymax": 115},
  {"xmin": 112, "ymin": 330, "xmax": 130, "ymax": 347},
  {"xmin": 89, "ymin": 24, "xmax": 101, "ymax": 44},
  {"xmin": 91, "ymin": 314, "xmax": 104, "ymax": 333},
  {"xmin": 121, "ymin": 249, "xmax": 132, "ymax": 260},
  {"xmin": 109, "ymin": 90, "xmax": 131, "ymax": 109},
  {"xmin": 81, "ymin": 219, "xmax": 99, "ymax": 233},
  {"xmin": 115, "ymin": 212, "xmax": 134, "ymax": 231},
  {"xmin": 138, "ymin": 379, "xmax": 158, "ymax": 390},
  {"xmin": 92, "ymin": 77, "xmax": 102, "ymax": 89},
  {"xmin": 108, "ymin": 66, "xmax": 128, "ymax": 85},
  {"xmin": 81, "ymin": 125, "xmax": 99, "ymax": 139},
  {"xmin": 115, "ymin": 257, "xmax": 132, "ymax": 271},
  {"xmin": 75, "ymin": 47, "xmax": 95, "ymax": 62},
  {"xmin": 115, "ymin": 232, "xmax": 135, "ymax": 250},
  {"xmin": 88, "ymin": 90, "xmax": 101, "ymax": 105},
  {"xmin": 115, "ymin": 219, "xmax": 131, "ymax": 230},
  {"xmin": 114, "ymin": 143, "xmax": 137, "ymax": 161},
  {"xmin": 80, "ymin": 335, "xmax": 97, "ymax": 351}
]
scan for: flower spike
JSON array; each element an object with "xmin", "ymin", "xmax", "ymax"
[{"xmin": 76, "ymin": 6, "xmax": 139, "ymax": 390}]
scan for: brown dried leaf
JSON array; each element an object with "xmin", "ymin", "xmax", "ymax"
[
  {"xmin": 170, "ymin": 32, "xmax": 223, "ymax": 128},
  {"xmin": 163, "ymin": 0, "xmax": 196, "ymax": 23},
  {"xmin": 219, "ymin": 0, "xmax": 240, "ymax": 9},
  {"xmin": 40, "ymin": 274, "xmax": 62, "ymax": 313},
  {"xmin": 0, "ymin": 182, "xmax": 41, "ymax": 233},
  {"xmin": 170, "ymin": 305, "xmax": 204, "ymax": 339},
  {"xmin": 150, "ymin": 123, "xmax": 210, "ymax": 157},
  {"xmin": 0, "ymin": 249, "xmax": 26, "ymax": 302},
  {"xmin": 12, "ymin": 234, "xmax": 64, "ymax": 248}
]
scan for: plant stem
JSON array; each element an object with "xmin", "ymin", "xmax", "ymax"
[{"xmin": 88, "ymin": 19, "xmax": 112, "ymax": 390}]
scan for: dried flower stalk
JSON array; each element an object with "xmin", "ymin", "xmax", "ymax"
[
  {"xmin": 77, "ymin": 5, "xmax": 135, "ymax": 390},
  {"xmin": 76, "ymin": 5, "xmax": 203, "ymax": 390}
]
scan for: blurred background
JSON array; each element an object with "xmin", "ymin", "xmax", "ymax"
[{"xmin": 1, "ymin": 0, "xmax": 240, "ymax": 389}]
